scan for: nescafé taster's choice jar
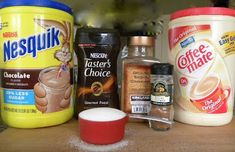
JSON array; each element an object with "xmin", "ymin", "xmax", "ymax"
[
  {"xmin": 168, "ymin": 7, "xmax": 235, "ymax": 126},
  {"xmin": 0, "ymin": 0, "xmax": 74, "ymax": 128},
  {"xmin": 75, "ymin": 28, "xmax": 120, "ymax": 114}
]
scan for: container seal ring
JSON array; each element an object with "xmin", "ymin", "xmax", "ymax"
[
  {"xmin": 170, "ymin": 7, "xmax": 235, "ymax": 20},
  {"xmin": 0, "ymin": 0, "xmax": 72, "ymax": 15}
]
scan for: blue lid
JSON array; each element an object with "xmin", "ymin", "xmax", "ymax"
[{"xmin": 0, "ymin": 0, "xmax": 73, "ymax": 15}]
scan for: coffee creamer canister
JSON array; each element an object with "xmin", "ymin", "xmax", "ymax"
[
  {"xmin": 169, "ymin": 7, "xmax": 235, "ymax": 126},
  {"xmin": 0, "ymin": 0, "xmax": 74, "ymax": 128}
]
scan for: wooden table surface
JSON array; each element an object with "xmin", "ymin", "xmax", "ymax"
[{"xmin": 0, "ymin": 117, "xmax": 235, "ymax": 152}]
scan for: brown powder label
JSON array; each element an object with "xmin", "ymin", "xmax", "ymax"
[{"xmin": 123, "ymin": 64, "xmax": 151, "ymax": 114}]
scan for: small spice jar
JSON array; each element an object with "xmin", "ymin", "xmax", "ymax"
[{"xmin": 148, "ymin": 63, "xmax": 174, "ymax": 131}]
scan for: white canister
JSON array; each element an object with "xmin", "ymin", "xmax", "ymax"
[{"xmin": 168, "ymin": 7, "xmax": 235, "ymax": 126}]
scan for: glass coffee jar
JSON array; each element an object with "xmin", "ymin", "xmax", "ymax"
[{"xmin": 74, "ymin": 28, "xmax": 120, "ymax": 116}]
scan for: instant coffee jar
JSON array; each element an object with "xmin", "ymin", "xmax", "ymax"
[{"xmin": 74, "ymin": 28, "xmax": 120, "ymax": 116}]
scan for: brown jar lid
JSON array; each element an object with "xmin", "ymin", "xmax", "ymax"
[{"xmin": 128, "ymin": 36, "xmax": 155, "ymax": 46}]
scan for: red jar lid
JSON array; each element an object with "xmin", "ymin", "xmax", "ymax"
[{"xmin": 170, "ymin": 7, "xmax": 235, "ymax": 20}]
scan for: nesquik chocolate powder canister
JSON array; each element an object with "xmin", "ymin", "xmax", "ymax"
[
  {"xmin": 74, "ymin": 28, "xmax": 120, "ymax": 115},
  {"xmin": 0, "ymin": 0, "xmax": 74, "ymax": 128}
]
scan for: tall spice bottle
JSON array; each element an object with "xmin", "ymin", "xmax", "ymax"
[
  {"xmin": 121, "ymin": 36, "xmax": 160, "ymax": 119},
  {"xmin": 149, "ymin": 63, "xmax": 174, "ymax": 131}
]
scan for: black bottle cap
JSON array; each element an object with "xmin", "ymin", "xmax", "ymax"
[
  {"xmin": 151, "ymin": 63, "xmax": 174, "ymax": 75},
  {"xmin": 75, "ymin": 28, "xmax": 120, "ymax": 45}
]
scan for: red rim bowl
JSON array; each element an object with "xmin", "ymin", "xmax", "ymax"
[{"xmin": 79, "ymin": 108, "xmax": 128, "ymax": 145}]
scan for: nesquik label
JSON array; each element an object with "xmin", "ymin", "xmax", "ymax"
[{"xmin": 0, "ymin": 15, "xmax": 74, "ymax": 115}]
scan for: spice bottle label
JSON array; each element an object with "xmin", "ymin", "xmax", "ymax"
[
  {"xmin": 151, "ymin": 81, "xmax": 173, "ymax": 106},
  {"xmin": 123, "ymin": 65, "xmax": 151, "ymax": 114},
  {"xmin": 168, "ymin": 24, "xmax": 233, "ymax": 114}
]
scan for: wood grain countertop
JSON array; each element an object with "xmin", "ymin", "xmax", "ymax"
[{"xmin": 0, "ymin": 117, "xmax": 235, "ymax": 152}]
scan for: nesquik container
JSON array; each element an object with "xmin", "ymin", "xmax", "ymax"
[{"xmin": 0, "ymin": 0, "xmax": 74, "ymax": 128}]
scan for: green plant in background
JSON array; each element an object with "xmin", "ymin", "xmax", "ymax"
[
  {"xmin": 58, "ymin": 0, "xmax": 212, "ymax": 35},
  {"xmin": 72, "ymin": 0, "xmax": 163, "ymax": 36}
]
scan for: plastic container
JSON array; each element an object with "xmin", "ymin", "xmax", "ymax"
[
  {"xmin": 168, "ymin": 7, "xmax": 235, "ymax": 126},
  {"xmin": 0, "ymin": 0, "xmax": 74, "ymax": 128},
  {"xmin": 79, "ymin": 108, "xmax": 128, "ymax": 145}
]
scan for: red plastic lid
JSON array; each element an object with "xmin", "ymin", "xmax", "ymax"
[{"xmin": 170, "ymin": 7, "xmax": 235, "ymax": 20}]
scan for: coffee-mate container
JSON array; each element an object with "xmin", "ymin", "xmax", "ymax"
[
  {"xmin": 168, "ymin": 7, "xmax": 235, "ymax": 126},
  {"xmin": 0, "ymin": 0, "xmax": 74, "ymax": 128}
]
